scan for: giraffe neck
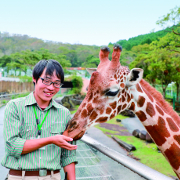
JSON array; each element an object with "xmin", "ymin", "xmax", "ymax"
[{"xmin": 129, "ymin": 79, "xmax": 180, "ymax": 176}]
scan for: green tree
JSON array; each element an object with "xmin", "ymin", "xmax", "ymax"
[
  {"xmin": 171, "ymin": 55, "xmax": 180, "ymax": 100},
  {"xmin": 148, "ymin": 48, "xmax": 175, "ymax": 97},
  {"xmin": 157, "ymin": 5, "xmax": 180, "ymax": 99},
  {"xmin": 156, "ymin": 6, "xmax": 180, "ymax": 29},
  {"xmin": 10, "ymin": 50, "xmax": 41, "ymax": 75},
  {"xmin": 0, "ymin": 55, "xmax": 12, "ymax": 67},
  {"xmin": 4, "ymin": 49, "xmax": 71, "ymax": 76},
  {"xmin": 120, "ymin": 50, "xmax": 137, "ymax": 66},
  {"xmin": 130, "ymin": 35, "xmax": 180, "ymax": 98},
  {"xmin": 151, "ymin": 32, "xmax": 180, "ymax": 99},
  {"xmin": 130, "ymin": 52, "xmax": 157, "ymax": 87},
  {"xmin": 56, "ymin": 54, "xmax": 71, "ymax": 67},
  {"xmin": 58, "ymin": 47, "xmax": 78, "ymax": 67},
  {"xmin": 151, "ymin": 33, "xmax": 180, "ymax": 53},
  {"xmin": 37, "ymin": 48, "xmax": 56, "ymax": 60},
  {"xmin": 156, "ymin": 6, "xmax": 180, "ymax": 53},
  {"xmin": 82, "ymin": 55, "xmax": 100, "ymax": 68}
]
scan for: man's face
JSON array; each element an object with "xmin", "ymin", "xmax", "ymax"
[{"xmin": 33, "ymin": 69, "xmax": 60, "ymax": 107}]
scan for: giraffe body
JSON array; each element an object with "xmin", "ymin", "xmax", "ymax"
[{"xmin": 64, "ymin": 45, "xmax": 180, "ymax": 178}]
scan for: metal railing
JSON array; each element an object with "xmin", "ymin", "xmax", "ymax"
[
  {"xmin": 0, "ymin": 93, "xmax": 20, "ymax": 99},
  {"xmin": 74, "ymin": 140, "xmax": 114, "ymax": 180},
  {"xmin": 81, "ymin": 134, "xmax": 172, "ymax": 180}
]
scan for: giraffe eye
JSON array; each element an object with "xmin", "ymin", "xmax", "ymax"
[{"xmin": 105, "ymin": 89, "xmax": 119, "ymax": 96}]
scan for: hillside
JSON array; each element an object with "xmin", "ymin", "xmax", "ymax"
[
  {"xmin": 0, "ymin": 26, "xmax": 175, "ymax": 67},
  {"xmin": 116, "ymin": 26, "xmax": 176, "ymax": 51}
]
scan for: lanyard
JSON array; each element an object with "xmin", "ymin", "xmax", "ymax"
[{"xmin": 33, "ymin": 106, "xmax": 50, "ymax": 136}]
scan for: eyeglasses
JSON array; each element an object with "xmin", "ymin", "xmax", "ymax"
[{"xmin": 39, "ymin": 77, "xmax": 63, "ymax": 88}]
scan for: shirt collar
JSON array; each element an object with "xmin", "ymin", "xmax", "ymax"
[
  {"xmin": 25, "ymin": 92, "xmax": 37, "ymax": 106},
  {"xmin": 51, "ymin": 99, "xmax": 61, "ymax": 109},
  {"xmin": 25, "ymin": 92, "xmax": 60, "ymax": 109}
]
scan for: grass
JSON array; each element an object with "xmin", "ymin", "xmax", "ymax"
[
  {"xmin": 11, "ymin": 92, "xmax": 30, "ymax": 99},
  {"xmin": 95, "ymin": 125, "xmax": 120, "ymax": 135},
  {"xmin": 115, "ymin": 136, "xmax": 176, "ymax": 177},
  {"xmin": 94, "ymin": 115, "xmax": 177, "ymax": 178},
  {"xmin": 0, "ymin": 92, "xmax": 31, "ymax": 107},
  {"xmin": 104, "ymin": 114, "xmax": 127, "ymax": 125},
  {"xmin": 94, "ymin": 115, "xmax": 129, "ymax": 135}
]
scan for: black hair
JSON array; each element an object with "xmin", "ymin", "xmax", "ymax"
[{"xmin": 32, "ymin": 59, "xmax": 64, "ymax": 85}]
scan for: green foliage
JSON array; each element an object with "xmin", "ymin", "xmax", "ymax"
[
  {"xmin": 130, "ymin": 29, "xmax": 180, "ymax": 98},
  {"xmin": 0, "ymin": 32, "xmax": 100, "ymax": 69},
  {"xmin": 105, "ymin": 115, "xmax": 127, "ymax": 124},
  {"xmin": 120, "ymin": 50, "xmax": 137, "ymax": 66},
  {"xmin": 37, "ymin": 48, "xmax": 56, "ymax": 60},
  {"xmin": 116, "ymin": 27, "xmax": 172, "ymax": 50},
  {"xmin": 0, "ymin": 48, "xmax": 72, "ymax": 76},
  {"xmin": 72, "ymin": 76, "xmax": 83, "ymax": 94},
  {"xmin": 59, "ymin": 47, "xmax": 78, "ymax": 67},
  {"xmin": 156, "ymin": 6, "xmax": 180, "ymax": 28},
  {"xmin": 95, "ymin": 124, "xmax": 120, "ymax": 135},
  {"xmin": 65, "ymin": 75, "xmax": 83, "ymax": 94},
  {"xmin": 19, "ymin": 76, "xmax": 32, "ymax": 82},
  {"xmin": 2, "ymin": 100, "xmax": 7, "ymax": 104},
  {"xmin": 0, "ymin": 55, "xmax": 13, "ymax": 67},
  {"xmin": 0, "ymin": 21, "xmax": 178, "ymax": 73},
  {"xmin": 85, "ymin": 70, "xmax": 91, "ymax": 78},
  {"xmin": 82, "ymin": 55, "xmax": 100, "ymax": 68},
  {"xmin": 11, "ymin": 92, "xmax": 30, "ymax": 99}
]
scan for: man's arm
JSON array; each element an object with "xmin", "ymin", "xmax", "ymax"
[
  {"xmin": 3, "ymin": 101, "xmax": 26, "ymax": 158},
  {"xmin": 63, "ymin": 162, "xmax": 76, "ymax": 180},
  {"xmin": 22, "ymin": 135, "xmax": 77, "ymax": 154}
]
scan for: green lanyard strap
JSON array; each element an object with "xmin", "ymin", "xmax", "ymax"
[{"xmin": 33, "ymin": 106, "xmax": 49, "ymax": 131}]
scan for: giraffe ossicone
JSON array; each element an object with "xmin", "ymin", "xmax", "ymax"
[{"xmin": 63, "ymin": 45, "xmax": 180, "ymax": 179}]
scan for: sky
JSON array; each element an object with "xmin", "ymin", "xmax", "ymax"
[{"xmin": 0, "ymin": 0, "xmax": 179, "ymax": 46}]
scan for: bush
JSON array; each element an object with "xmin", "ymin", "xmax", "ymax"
[
  {"xmin": 2, "ymin": 100, "xmax": 7, "ymax": 104},
  {"xmin": 65, "ymin": 75, "xmax": 83, "ymax": 94}
]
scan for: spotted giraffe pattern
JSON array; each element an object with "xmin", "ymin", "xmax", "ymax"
[
  {"xmin": 64, "ymin": 45, "xmax": 180, "ymax": 178},
  {"xmin": 134, "ymin": 80, "xmax": 180, "ymax": 176}
]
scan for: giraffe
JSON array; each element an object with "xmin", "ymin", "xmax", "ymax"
[{"xmin": 63, "ymin": 45, "xmax": 180, "ymax": 178}]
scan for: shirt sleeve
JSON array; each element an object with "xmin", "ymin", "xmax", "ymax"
[
  {"xmin": 61, "ymin": 110, "xmax": 78, "ymax": 167},
  {"xmin": 3, "ymin": 101, "xmax": 26, "ymax": 158}
]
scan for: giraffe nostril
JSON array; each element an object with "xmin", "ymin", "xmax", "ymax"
[{"xmin": 69, "ymin": 120, "xmax": 78, "ymax": 129}]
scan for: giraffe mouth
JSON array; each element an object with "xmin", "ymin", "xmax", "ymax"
[
  {"xmin": 63, "ymin": 129, "xmax": 86, "ymax": 140},
  {"xmin": 63, "ymin": 117, "xmax": 88, "ymax": 140}
]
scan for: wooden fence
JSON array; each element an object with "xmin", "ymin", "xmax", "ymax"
[{"xmin": 0, "ymin": 81, "xmax": 34, "ymax": 93}]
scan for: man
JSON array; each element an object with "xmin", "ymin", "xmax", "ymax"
[{"xmin": 1, "ymin": 60, "xmax": 77, "ymax": 180}]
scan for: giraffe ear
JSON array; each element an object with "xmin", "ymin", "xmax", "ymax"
[
  {"xmin": 126, "ymin": 68, "xmax": 143, "ymax": 87},
  {"xmin": 86, "ymin": 68, "xmax": 97, "ymax": 75}
]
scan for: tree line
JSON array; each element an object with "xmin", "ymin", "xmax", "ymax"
[{"xmin": 0, "ymin": 33, "xmax": 100, "ymax": 68}]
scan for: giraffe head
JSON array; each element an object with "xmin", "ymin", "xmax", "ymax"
[{"xmin": 63, "ymin": 45, "xmax": 143, "ymax": 140}]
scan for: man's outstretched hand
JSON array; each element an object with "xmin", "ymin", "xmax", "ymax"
[{"xmin": 51, "ymin": 135, "xmax": 77, "ymax": 150}]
